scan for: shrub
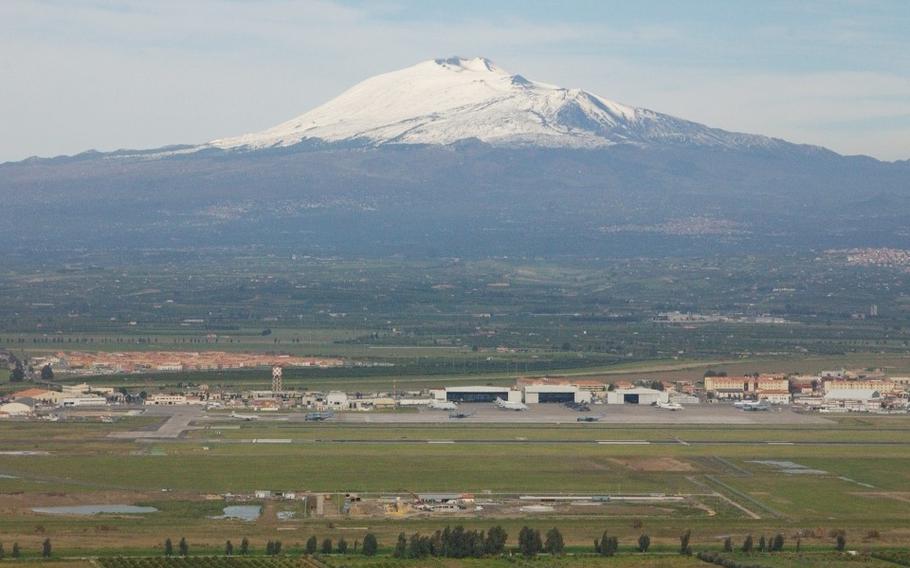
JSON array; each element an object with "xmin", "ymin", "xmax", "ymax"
[{"xmin": 362, "ymin": 533, "xmax": 378, "ymax": 556}]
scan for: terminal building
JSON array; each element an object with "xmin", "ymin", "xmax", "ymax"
[
  {"xmin": 431, "ymin": 384, "xmax": 590, "ymax": 404},
  {"xmin": 431, "ymin": 386, "xmax": 523, "ymax": 403},
  {"xmin": 523, "ymin": 384, "xmax": 591, "ymax": 404},
  {"xmin": 606, "ymin": 387, "xmax": 668, "ymax": 405}
]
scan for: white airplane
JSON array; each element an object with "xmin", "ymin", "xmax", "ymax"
[
  {"xmin": 495, "ymin": 397, "xmax": 528, "ymax": 411},
  {"xmin": 230, "ymin": 411, "xmax": 260, "ymax": 421},
  {"xmin": 656, "ymin": 401, "xmax": 683, "ymax": 411},
  {"xmin": 429, "ymin": 400, "xmax": 458, "ymax": 411},
  {"xmin": 734, "ymin": 400, "xmax": 770, "ymax": 411}
]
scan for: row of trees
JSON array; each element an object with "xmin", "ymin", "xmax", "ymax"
[
  {"xmin": 0, "ymin": 539, "xmax": 52, "ymax": 558},
  {"xmin": 163, "ymin": 535, "xmax": 380, "ymax": 557},
  {"xmin": 303, "ymin": 535, "xmax": 376, "ymax": 556},
  {"xmin": 393, "ymin": 525, "xmax": 509, "ymax": 558}
]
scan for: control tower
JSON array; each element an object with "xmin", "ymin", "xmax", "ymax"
[{"xmin": 271, "ymin": 366, "xmax": 283, "ymax": 392}]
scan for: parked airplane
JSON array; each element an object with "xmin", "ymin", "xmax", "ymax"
[
  {"xmin": 735, "ymin": 400, "xmax": 771, "ymax": 411},
  {"xmin": 449, "ymin": 411, "xmax": 474, "ymax": 419},
  {"xmin": 305, "ymin": 411, "xmax": 334, "ymax": 422},
  {"xmin": 494, "ymin": 398, "xmax": 528, "ymax": 411},
  {"xmin": 656, "ymin": 401, "xmax": 683, "ymax": 411},
  {"xmin": 230, "ymin": 412, "xmax": 260, "ymax": 421},
  {"xmin": 576, "ymin": 416, "xmax": 600, "ymax": 422},
  {"xmin": 429, "ymin": 400, "xmax": 458, "ymax": 411}
]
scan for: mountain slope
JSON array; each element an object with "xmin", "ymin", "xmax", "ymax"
[
  {"xmin": 209, "ymin": 57, "xmax": 791, "ymax": 152},
  {"xmin": 1, "ymin": 57, "xmax": 907, "ymax": 258}
]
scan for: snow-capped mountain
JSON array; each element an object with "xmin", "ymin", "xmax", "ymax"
[
  {"xmin": 4, "ymin": 56, "xmax": 907, "ymax": 258},
  {"xmin": 209, "ymin": 56, "xmax": 782, "ymax": 151}
]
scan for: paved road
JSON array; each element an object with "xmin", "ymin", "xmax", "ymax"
[
  {"xmin": 108, "ymin": 406, "xmax": 204, "ymax": 439},
  {"xmin": 327, "ymin": 404, "xmax": 835, "ymax": 425}
]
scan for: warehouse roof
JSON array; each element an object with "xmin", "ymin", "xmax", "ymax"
[{"xmin": 823, "ymin": 389, "xmax": 881, "ymax": 400}]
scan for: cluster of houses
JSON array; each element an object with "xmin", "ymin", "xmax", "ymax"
[
  {"xmin": 704, "ymin": 369, "xmax": 910, "ymax": 412},
  {"xmin": 3, "ymin": 366, "xmax": 909, "ymax": 419}
]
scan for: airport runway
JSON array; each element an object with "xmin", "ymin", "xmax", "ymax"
[
  {"xmin": 327, "ymin": 404, "xmax": 835, "ymax": 425},
  {"xmin": 108, "ymin": 406, "xmax": 204, "ymax": 439}
]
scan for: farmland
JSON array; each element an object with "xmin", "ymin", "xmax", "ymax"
[{"xmin": 5, "ymin": 253, "xmax": 910, "ymax": 563}]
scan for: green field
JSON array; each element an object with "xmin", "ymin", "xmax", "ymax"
[{"xmin": 2, "ymin": 416, "xmax": 910, "ymax": 559}]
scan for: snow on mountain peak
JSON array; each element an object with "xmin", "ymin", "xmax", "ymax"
[{"xmin": 209, "ymin": 57, "xmax": 778, "ymax": 151}]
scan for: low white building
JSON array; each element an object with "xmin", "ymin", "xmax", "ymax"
[
  {"xmin": 606, "ymin": 387, "xmax": 668, "ymax": 405},
  {"xmin": 144, "ymin": 394, "xmax": 188, "ymax": 406},
  {"xmin": 326, "ymin": 391, "xmax": 349, "ymax": 409},
  {"xmin": 0, "ymin": 401, "xmax": 33, "ymax": 417},
  {"xmin": 823, "ymin": 389, "xmax": 882, "ymax": 412},
  {"xmin": 62, "ymin": 395, "xmax": 108, "ymax": 407}
]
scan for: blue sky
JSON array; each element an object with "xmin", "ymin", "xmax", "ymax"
[{"xmin": 1, "ymin": 0, "xmax": 908, "ymax": 161}]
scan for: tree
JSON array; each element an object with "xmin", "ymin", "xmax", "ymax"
[
  {"xmin": 796, "ymin": 537, "xmax": 801, "ymax": 553},
  {"xmin": 723, "ymin": 537, "xmax": 733, "ymax": 553},
  {"xmin": 306, "ymin": 536, "xmax": 318, "ymax": 554},
  {"xmin": 362, "ymin": 533, "xmax": 378, "ymax": 556},
  {"xmin": 484, "ymin": 526, "xmax": 508, "ymax": 555},
  {"xmin": 337, "ymin": 537, "xmax": 348, "ymax": 554},
  {"xmin": 40, "ymin": 364, "xmax": 54, "ymax": 381},
  {"xmin": 42, "ymin": 538, "xmax": 51, "ymax": 558},
  {"xmin": 638, "ymin": 533, "xmax": 651, "ymax": 553},
  {"xmin": 274, "ymin": 541, "xmax": 282, "ymax": 555},
  {"xmin": 518, "ymin": 527, "xmax": 542, "ymax": 557},
  {"xmin": 758, "ymin": 535, "xmax": 766, "ymax": 552},
  {"xmin": 596, "ymin": 531, "xmax": 617, "ymax": 556},
  {"xmin": 225, "ymin": 540, "xmax": 233, "ymax": 556},
  {"xmin": 11, "ymin": 543, "xmax": 20, "ymax": 558},
  {"xmin": 544, "ymin": 528, "xmax": 564, "ymax": 555},
  {"xmin": 266, "ymin": 541, "xmax": 275, "ymax": 556},
  {"xmin": 240, "ymin": 537, "xmax": 249, "ymax": 555},
  {"xmin": 836, "ymin": 534, "xmax": 846, "ymax": 551},
  {"xmin": 164, "ymin": 538, "xmax": 173, "ymax": 557},
  {"xmin": 178, "ymin": 537, "xmax": 188, "ymax": 557},
  {"xmin": 321, "ymin": 538, "xmax": 333, "ymax": 554},
  {"xmin": 771, "ymin": 534, "xmax": 785, "ymax": 552},
  {"xmin": 10, "ymin": 360, "xmax": 25, "ymax": 382},
  {"xmin": 0, "ymin": 542, "xmax": 5, "ymax": 559},
  {"xmin": 393, "ymin": 532, "xmax": 407, "ymax": 558},
  {"xmin": 679, "ymin": 530, "xmax": 692, "ymax": 555}
]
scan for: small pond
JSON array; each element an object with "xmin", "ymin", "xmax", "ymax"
[
  {"xmin": 211, "ymin": 505, "xmax": 261, "ymax": 521},
  {"xmin": 32, "ymin": 505, "xmax": 158, "ymax": 515}
]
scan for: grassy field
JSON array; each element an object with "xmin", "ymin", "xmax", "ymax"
[{"xmin": 3, "ymin": 416, "xmax": 910, "ymax": 557}]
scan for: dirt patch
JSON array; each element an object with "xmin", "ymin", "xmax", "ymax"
[
  {"xmin": 608, "ymin": 457, "xmax": 695, "ymax": 472},
  {"xmin": 0, "ymin": 490, "xmax": 190, "ymax": 513},
  {"xmin": 850, "ymin": 492, "xmax": 910, "ymax": 504}
]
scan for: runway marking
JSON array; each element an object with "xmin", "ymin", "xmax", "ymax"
[
  {"xmin": 428, "ymin": 440, "xmax": 455, "ymax": 444},
  {"xmin": 596, "ymin": 440, "xmax": 650, "ymax": 445},
  {"xmin": 766, "ymin": 442, "xmax": 794, "ymax": 445}
]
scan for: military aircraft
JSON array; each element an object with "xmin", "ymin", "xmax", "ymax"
[
  {"xmin": 734, "ymin": 400, "xmax": 771, "ymax": 411},
  {"xmin": 304, "ymin": 411, "xmax": 334, "ymax": 421},
  {"xmin": 495, "ymin": 397, "xmax": 528, "ymax": 411},
  {"xmin": 230, "ymin": 411, "xmax": 260, "ymax": 421},
  {"xmin": 448, "ymin": 411, "xmax": 475, "ymax": 419}
]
